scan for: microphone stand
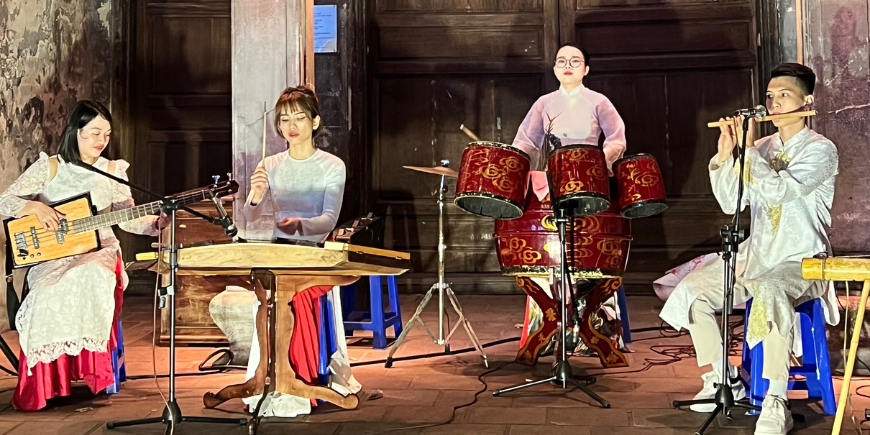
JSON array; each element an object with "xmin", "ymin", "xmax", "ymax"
[
  {"xmin": 672, "ymin": 116, "xmax": 760, "ymax": 434},
  {"xmin": 491, "ymin": 170, "xmax": 609, "ymax": 408},
  {"xmin": 70, "ymin": 163, "xmax": 247, "ymax": 431}
]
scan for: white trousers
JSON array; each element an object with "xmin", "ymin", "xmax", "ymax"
[{"xmin": 689, "ymin": 282, "xmax": 792, "ymax": 382}]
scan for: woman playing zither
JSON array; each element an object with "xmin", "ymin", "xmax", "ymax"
[
  {"xmin": 239, "ymin": 85, "xmax": 362, "ymax": 417},
  {"xmin": 0, "ymin": 101, "xmax": 167, "ymax": 411}
]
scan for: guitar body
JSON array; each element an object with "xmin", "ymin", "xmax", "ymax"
[{"xmin": 4, "ymin": 194, "xmax": 100, "ymax": 268}]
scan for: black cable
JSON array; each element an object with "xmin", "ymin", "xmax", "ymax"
[
  {"xmin": 350, "ymin": 337, "xmax": 520, "ymax": 367},
  {"xmin": 0, "ymin": 364, "xmax": 16, "ymax": 377},
  {"xmin": 374, "ymin": 360, "xmax": 517, "ymax": 434}
]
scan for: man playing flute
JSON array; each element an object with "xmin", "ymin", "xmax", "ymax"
[{"xmin": 659, "ymin": 63, "xmax": 839, "ymax": 435}]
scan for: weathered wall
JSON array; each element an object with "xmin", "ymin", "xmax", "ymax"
[
  {"xmin": 805, "ymin": 0, "xmax": 870, "ymax": 253},
  {"xmin": 0, "ymin": 0, "xmax": 113, "ymax": 330}
]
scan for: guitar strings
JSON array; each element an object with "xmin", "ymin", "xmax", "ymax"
[{"xmin": 12, "ymin": 190, "xmax": 209, "ymax": 247}]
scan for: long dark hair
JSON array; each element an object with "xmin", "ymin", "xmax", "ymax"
[{"xmin": 58, "ymin": 100, "xmax": 113, "ymax": 164}]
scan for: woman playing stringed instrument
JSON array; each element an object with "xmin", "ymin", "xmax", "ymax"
[
  {"xmin": 238, "ymin": 85, "xmax": 363, "ymax": 417},
  {"xmin": 0, "ymin": 100, "xmax": 168, "ymax": 411}
]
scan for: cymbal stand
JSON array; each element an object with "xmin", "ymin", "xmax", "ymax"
[{"xmin": 386, "ymin": 160, "xmax": 488, "ymax": 368}]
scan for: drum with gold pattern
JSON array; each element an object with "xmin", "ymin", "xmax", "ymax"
[
  {"xmin": 455, "ymin": 142, "xmax": 530, "ymax": 219},
  {"xmin": 547, "ymin": 144, "xmax": 610, "ymax": 216},
  {"xmin": 494, "ymin": 174, "xmax": 631, "ymax": 279},
  {"xmin": 614, "ymin": 154, "xmax": 668, "ymax": 218}
]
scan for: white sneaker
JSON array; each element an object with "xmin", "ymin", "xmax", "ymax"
[
  {"xmin": 689, "ymin": 366, "xmax": 746, "ymax": 412},
  {"xmin": 754, "ymin": 395, "xmax": 793, "ymax": 435}
]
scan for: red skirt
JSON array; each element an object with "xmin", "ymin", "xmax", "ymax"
[
  {"xmin": 290, "ymin": 285, "xmax": 334, "ymax": 406},
  {"xmin": 12, "ymin": 257, "xmax": 124, "ymax": 411}
]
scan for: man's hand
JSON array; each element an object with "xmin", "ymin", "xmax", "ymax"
[{"xmin": 716, "ymin": 116, "xmax": 756, "ymax": 165}]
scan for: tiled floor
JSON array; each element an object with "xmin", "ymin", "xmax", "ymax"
[{"xmin": 0, "ymin": 293, "xmax": 863, "ymax": 435}]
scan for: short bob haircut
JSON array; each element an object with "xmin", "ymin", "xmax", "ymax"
[
  {"xmin": 273, "ymin": 85, "xmax": 322, "ymax": 139},
  {"xmin": 770, "ymin": 63, "xmax": 816, "ymax": 95}
]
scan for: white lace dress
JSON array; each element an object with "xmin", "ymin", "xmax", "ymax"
[{"xmin": 0, "ymin": 153, "xmax": 158, "ymax": 371}]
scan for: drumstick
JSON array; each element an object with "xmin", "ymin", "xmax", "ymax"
[
  {"xmin": 707, "ymin": 110, "xmax": 816, "ymax": 128},
  {"xmin": 460, "ymin": 124, "xmax": 481, "ymax": 141},
  {"xmin": 261, "ymin": 102, "xmax": 268, "ymax": 162}
]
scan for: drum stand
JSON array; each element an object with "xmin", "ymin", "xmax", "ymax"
[
  {"xmin": 491, "ymin": 204, "xmax": 609, "ymax": 408},
  {"xmin": 386, "ymin": 163, "xmax": 488, "ymax": 368}
]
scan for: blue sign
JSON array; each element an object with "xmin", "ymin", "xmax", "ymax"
[{"xmin": 313, "ymin": 5, "xmax": 338, "ymax": 53}]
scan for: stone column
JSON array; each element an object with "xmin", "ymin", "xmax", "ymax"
[{"xmin": 231, "ymin": 0, "xmax": 313, "ymax": 240}]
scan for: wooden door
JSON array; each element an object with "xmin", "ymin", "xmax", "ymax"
[
  {"xmin": 369, "ymin": 0, "xmax": 560, "ymax": 293},
  {"xmin": 563, "ymin": 0, "xmax": 759, "ymax": 286},
  {"xmin": 369, "ymin": 0, "xmax": 761, "ymax": 292},
  {"xmin": 129, "ymin": 0, "xmax": 233, "ymax": 343}
]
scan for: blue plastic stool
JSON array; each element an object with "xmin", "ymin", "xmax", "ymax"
[
  {"xmin": 342, "ymin": 276, "xmax": 403, "ymax": 350},
  {"xmin": 106, "ymin": 320, "xmax": 126, "ymax": 394},
  {"xmin": 741, "ymin": 298, "xmax": 836, "ymax": 415},
  {"xmin": 616, "ymin": 286, "xmax": 631, "ymax": 344},
  {"xmin": 318, "ymin": 294, "xmax": 338, "ymax": 386}
]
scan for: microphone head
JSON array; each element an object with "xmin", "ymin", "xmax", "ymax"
[{"xmin": 753, "ymin": 105, "xmax": 768, "ymax": 118}]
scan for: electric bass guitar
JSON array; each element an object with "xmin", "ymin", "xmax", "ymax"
[{"xmin": 4, "ymin": 180, "xmax": 238, "ymax": 268}]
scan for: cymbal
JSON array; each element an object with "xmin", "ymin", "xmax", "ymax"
[{"xmin": 403, "ymin": 165, "xmax": 458, "ymax": 178}]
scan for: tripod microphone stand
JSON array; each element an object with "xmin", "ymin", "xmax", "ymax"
[
  {"xmin": 672, "ymin": 115, "xmax": 760, "ymax": 434},
  {"xmin": 67, "ymin": 164, "xmax": 248, "ymax": 432},
  {"xmin": 491, "ymin": 173, "xmax": 609, "ymax": 408},
  {"xmin": 386, "ymin": 160, "xmax": 488, "ymax": 368}
]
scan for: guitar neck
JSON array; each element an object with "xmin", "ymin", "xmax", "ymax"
[{"xmin": 72, "ymin": 190, "xmax": 212, "ymax": 233}]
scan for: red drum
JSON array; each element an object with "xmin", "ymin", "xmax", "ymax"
[
  {"xmin": 455, "ymin": 142, "xmax": 530, "ymax": 219},
  {"xmin": 614, "ymin": 154, "xmax": 668, "ymax": 218},
  {"xmin": 547, "ymin": 145, "xmax": 610, "ymax": 216},
  {"xmin": 494, "ymin": 174, "xmax": 631, "ymax": 279}
]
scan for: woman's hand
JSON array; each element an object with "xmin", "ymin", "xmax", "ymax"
[
  {"xmin": 277, "ymin": 217, "xmax": 302, "ymax": 235},
  {"xmin": 249, "ymin": 165, "xmax": 268, "ymax": 205},
  {"xmin": 154, "ymin": 213, "xmax": 170, "ymax": 231},
  {"xmin": 21, "ymin": 201, "xmax": 65, "ymax": 232}
]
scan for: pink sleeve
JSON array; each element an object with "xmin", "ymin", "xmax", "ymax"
[
  {"xmin": 596, "ymin": 98, "xmax": 627, "ymax": 172},
  {"xmin": 511, "ymin": 98, "xmax": 546, "ymax": 169}
]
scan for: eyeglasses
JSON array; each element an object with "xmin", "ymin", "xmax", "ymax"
[{"xmin": 555, "ymin": 57, "xmax": 584, "ymax": 68}]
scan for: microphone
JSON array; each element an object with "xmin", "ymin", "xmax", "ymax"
[
  {"xmin": 733, "ymin": 105, "xmax": 768, "ymax": 118},
  {"xmin": 210, "ymin": 176, "xmax": 238, "ymax": 238}
]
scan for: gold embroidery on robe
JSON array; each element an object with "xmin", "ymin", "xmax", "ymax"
[
  {"xmin": 747, "ymin": 295, "xmax": 770, "ymax": 346},
  {"xmin": 766, "ymin": 204, "xmax": 782, "ymax": 236},
  {"xmin": 734, "ymin": 157, "xmax": 755, "ymax": 184},
  {"xmin": 769, "ymin": 151, "xmax": 791, "ymax": 172}
]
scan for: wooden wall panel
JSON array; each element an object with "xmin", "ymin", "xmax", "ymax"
[
  {"xmin": 378, "ymin": 28, "xmax": 544, "ymax": 59},
  {"xmin": 133, "ymin": 0, "xmax": 234, "ymax": 342},
  {"xmin": 134, "ymin": 1, "xmax": 232, "ymax": 198},
  {"xmin": 570, "ymin": 0, "xmax": 758, "ymax": 287},
  {"xmin": 370, "ymin": 1, "xmax": 558, "ymax": 292},
  {"xmin": 369, "ymin": 0, "xmax": 761, "ymax": 293},
  {"xmin": 376, "ymin": 0, "xmax": 542, "ymax": 12}
]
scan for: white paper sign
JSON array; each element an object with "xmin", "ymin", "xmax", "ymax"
[{"xmin": 314, "ymin": 5, "xmax": 338, "ymax": 53}]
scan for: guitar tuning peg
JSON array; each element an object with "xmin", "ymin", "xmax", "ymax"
[
  {"xmin": 227, "ymin": 172, "xmax": 233, "ymax": 181},
  {"xmin": 212, "ymin": 175, "xmax": 220, "ymax": 184}
]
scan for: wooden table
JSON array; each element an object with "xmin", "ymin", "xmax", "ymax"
[{"xmin": 141, "ymin": 241, "xmax": 410, "ymax": 418}]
